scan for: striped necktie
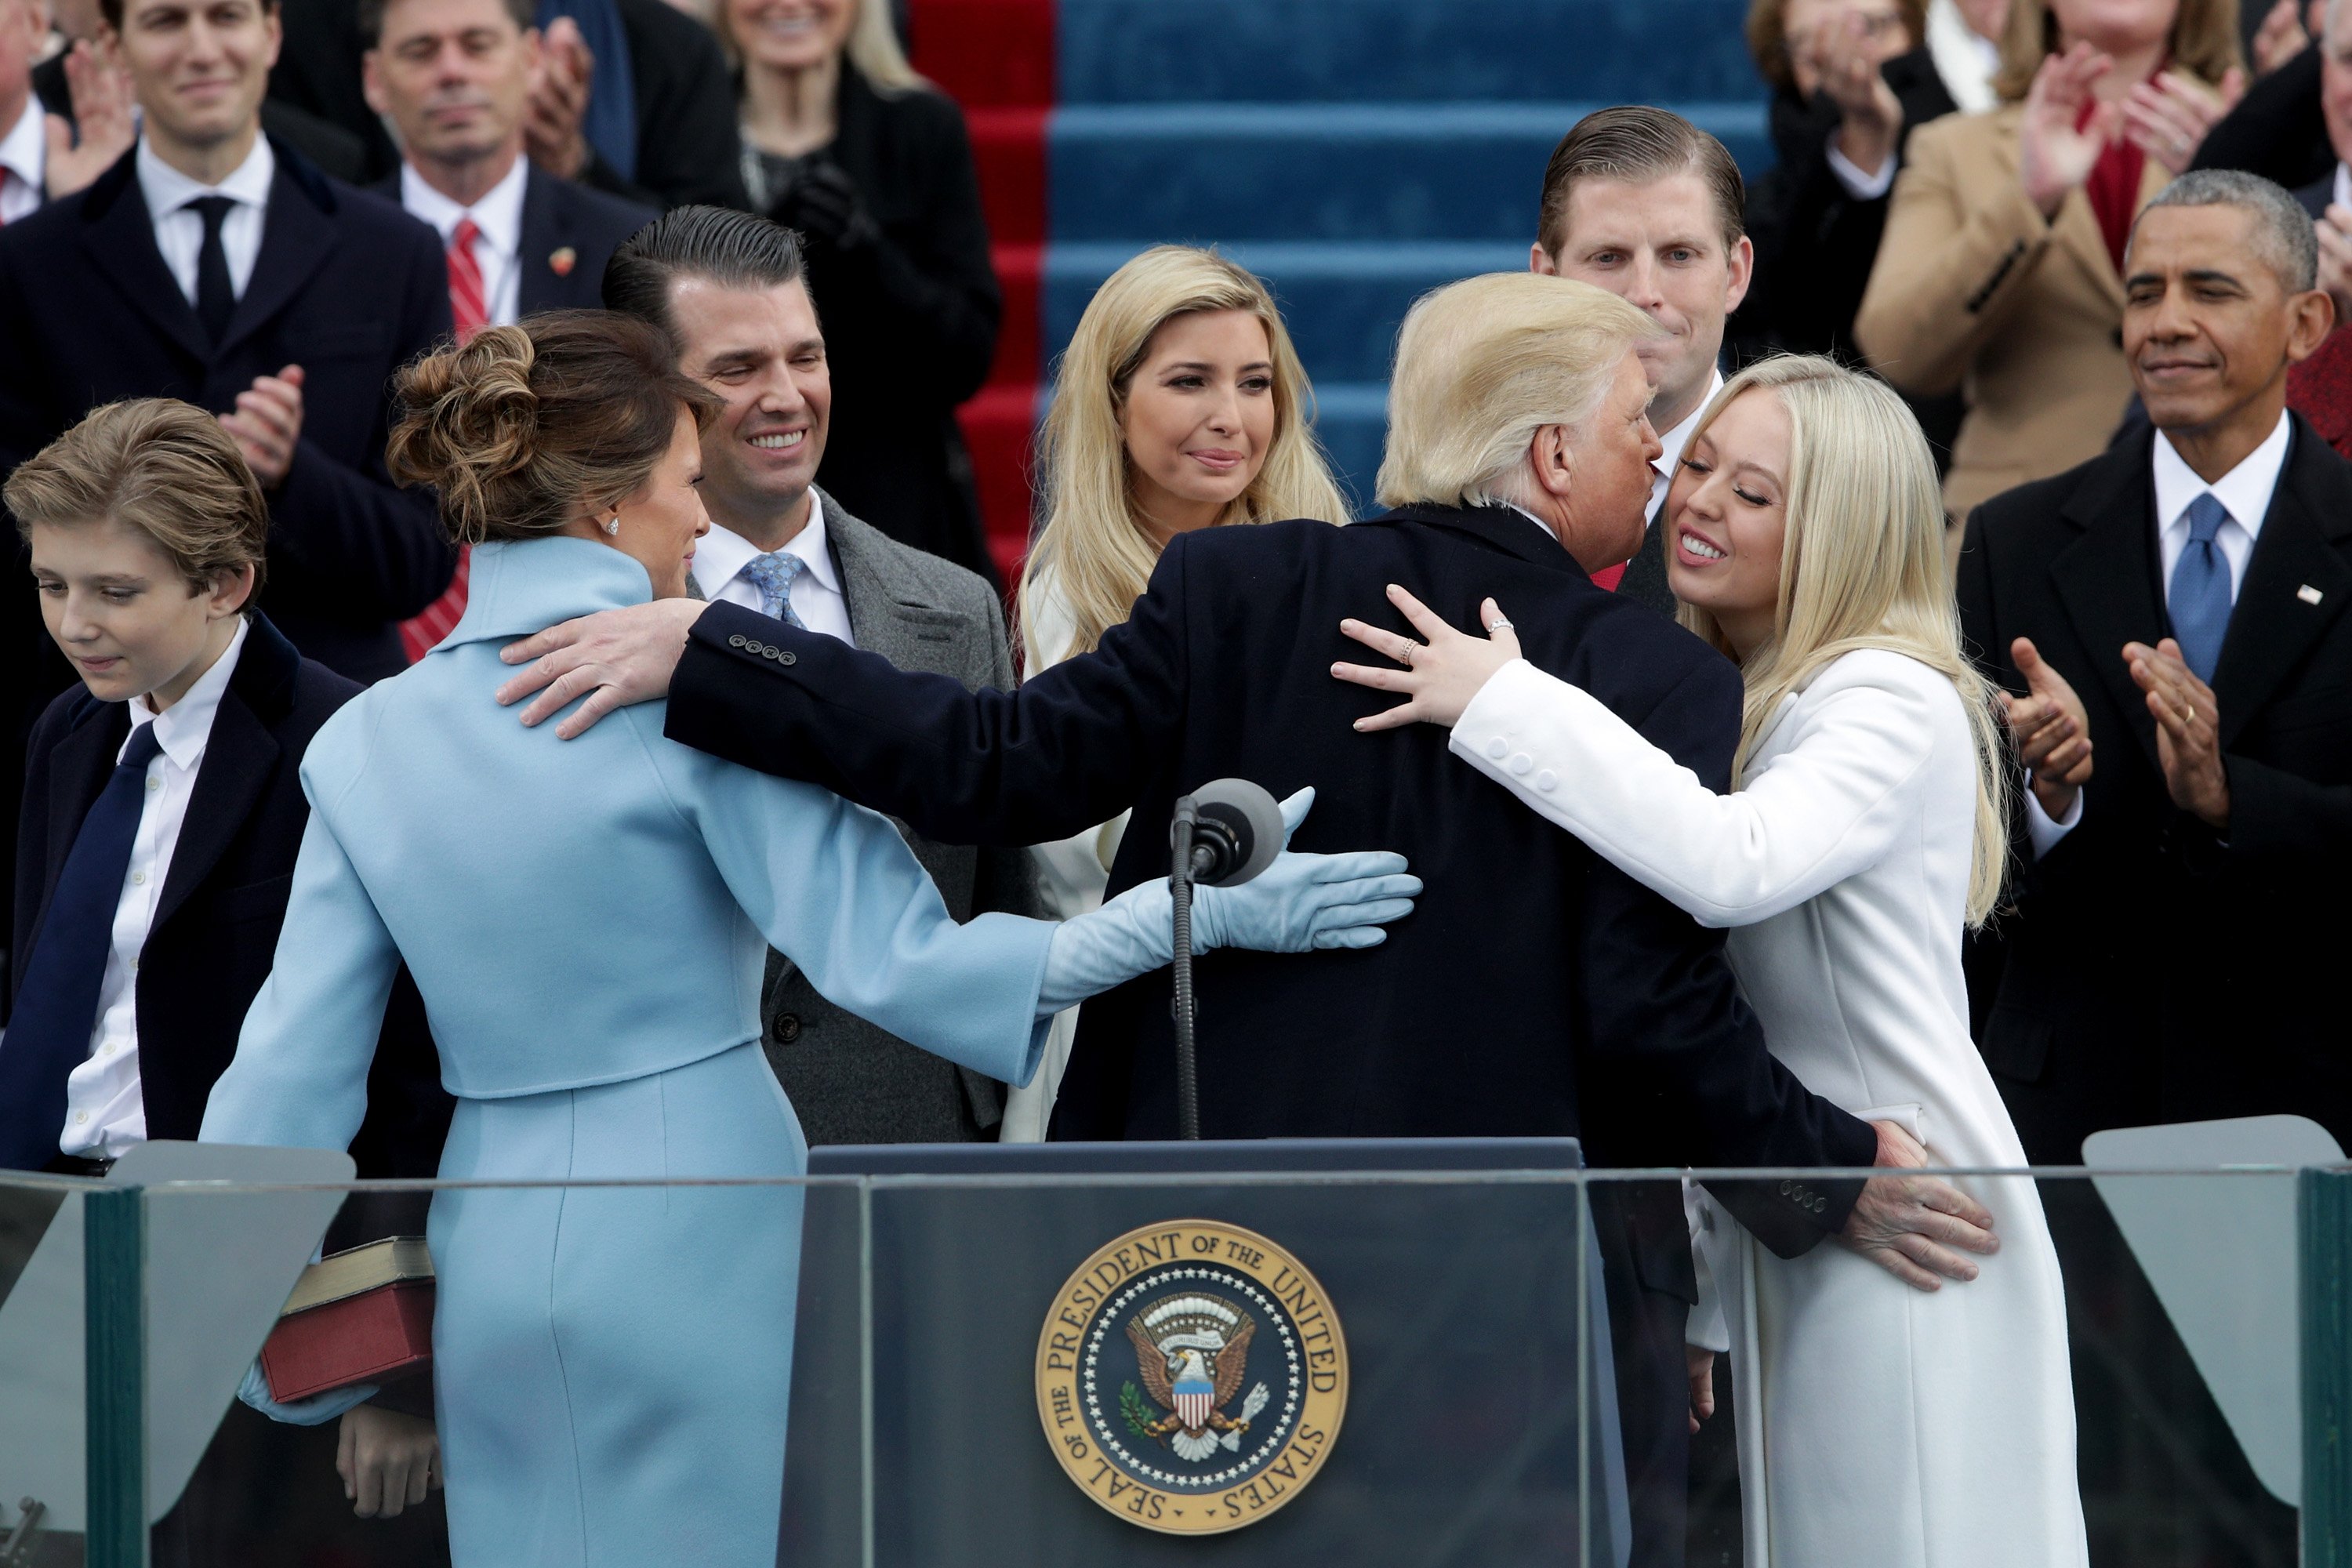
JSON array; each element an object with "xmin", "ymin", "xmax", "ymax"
[{"xmin": 401, "ymin": 217, "xmax": 488, "ymax": 661}]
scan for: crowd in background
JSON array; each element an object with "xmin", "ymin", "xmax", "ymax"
[{"xmin": 2, "ymin": 0, "xmax": 2350, "ymax": 1563}]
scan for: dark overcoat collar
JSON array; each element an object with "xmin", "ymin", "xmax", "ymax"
[{"xmin": 1365, "ymin": 501, "xmax": 1596, "ymax": 578}]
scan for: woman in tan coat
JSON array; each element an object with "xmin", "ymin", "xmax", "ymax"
[{"xmin": 1854, "ymin": 0, "xmax": 2244, "ymax": 517}]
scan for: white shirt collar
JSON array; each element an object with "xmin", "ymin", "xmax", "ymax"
[
  {"xmin": 125, "ymin": 616, "xmax": 249, "ymax": 770},
  {"xmin": 689, "ymin": 491, "xmax": 843, "ymax": 599},
  {"xmin": 1926, "ymin": 0, "xmax": 2002, "ymax": 114},
  {"xmin": 2151, "ymin": 409, "xmax": 2292, "ymax": 541},
  {"xmin": 1653, "ymin": 368, "xmax": 1724, "ymax": 485},
  {"xmin": 2334, "ymin": 161, "xmax": 2350, "ymax": 216},
  {"xmin": 400, "ymin": 155, "xmax": 528, "ymax": 256},
  {"xmin": 0, "ymin": 92, "xmax": 44, "ymax": 194},
  {"xmin": 136, "ymin": 132, "xmax": 274, "ymax": 221}
]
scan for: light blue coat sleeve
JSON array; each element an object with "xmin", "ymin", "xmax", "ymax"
[
  {"xmin": 199, "ymin": 801, "xmax": 401, "ymax": 1153},
  {"xmin": 645, "ymin": 720, "xmax": 1057, "ymax": 1091}
]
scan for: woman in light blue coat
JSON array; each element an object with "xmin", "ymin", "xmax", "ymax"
[{"xmin": 198, "ymin": 314, "xmax": 1418, "ymax": 1568}]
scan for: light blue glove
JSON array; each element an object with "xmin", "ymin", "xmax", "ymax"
[
  {"xmin": 238, "ymin": 1359, "xmax": 379, "ymax": 1426},
  {"xmin": 1036, "ymin": 788, "xmax": 1418, "ymax": 1014}
]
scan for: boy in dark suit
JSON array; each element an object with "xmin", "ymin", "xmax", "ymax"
[{"xmin": 3, "ymin": 399, "xmax": 454, "ymax": 1560}]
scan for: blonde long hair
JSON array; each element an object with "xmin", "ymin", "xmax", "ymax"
[
  {"xmin": 1677, "ymin": 357, "xmax": 2012, "ymax": 927},
  {"xmin": 1020, "ymin": 245, "xmax": 1349, "ymax": 659}
]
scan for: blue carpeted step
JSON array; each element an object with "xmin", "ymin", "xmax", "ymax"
[
  {"xmin": 1047, "ymin": 240, "xmax": 1530, "ymax": 387},
  {"xmin": 1049, "ymin": 103, "xmax": 1769, "ymax": 245},
  {"xmin": 1058, "ymin": 0, "xmax": 1766, "ymax": 106},
  {"xmin": 1304, "ymin": 382, "xmax": 1392, "ymax": 512}
]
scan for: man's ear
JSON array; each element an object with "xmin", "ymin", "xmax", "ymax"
[
  {"xmin": 2286, "ymin": 286, "xmax": 2336, "ymax": 365},
  {"xmin": 360, "ymin": 49, "xmax": 386, "ymax": 117},
  {"xmin": 1722, "ymin": 234, "xmax": 1755, "ymax": 315},
  {"xmin": 1530, "ymin": 424, "xmax": 1577, "ymax": 499},
  {"xmin": 1529, "ymin": 242, "xmax": 1558, "ymax": 277}
]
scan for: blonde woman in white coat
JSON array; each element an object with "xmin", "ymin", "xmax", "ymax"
[
  {"xmin": 1330, "ymin": 354, "xmax": 2086, "ymax": 1567},
  {"xmin": 1003, "ymin": 245, "xmax": 1350, "ymax": 1140}
]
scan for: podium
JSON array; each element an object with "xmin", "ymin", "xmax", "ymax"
[{"xmin": 779, "ymin": 1139, "xmax": 1631, "ymax": 1566}]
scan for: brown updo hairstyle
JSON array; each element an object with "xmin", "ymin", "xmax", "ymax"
[{"xmin": 387, "ymin": 310, "xmax": 721, "ymax": 546}]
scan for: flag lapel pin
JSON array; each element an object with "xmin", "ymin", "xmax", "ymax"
[
  {"xmin": 550, "ymin": 247, "xmax": 578, "ymax": 278},
  {"xmin": 2299, "ymin": 584, "xmax": 2325, "ymax": 605}
]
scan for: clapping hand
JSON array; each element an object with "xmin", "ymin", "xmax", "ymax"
[
  {"xmin": 2316, "ymin": 203, "xmax": 2352, "ymax": 326},
  {"xmin": 2121, "ymin": 66, "xmax": 2245, "ymax": 177},
  {"xmin": 778, "ymin": 159, "xmax": 878, "ymax": 250},
  {"xmin": 2249, "ymin": 0, "xmax": 2313, "ymax": 74},
  {"xmin": 1839, "ymin": 1119, "xmax": 1999, "ymax": 1292},
  {"xmin": 42, "ymin": 39, "xmax": 136, "ymax": 199},
  {"xmin": 2002, "ymin": 637, "xmax": 2092, "ymax": 822},
  {"xmin": 2019, "ymin": 43, "xmax": 2122, "ymax": 216},
  {"xmin": 1333, "ymin": 584, "xmax": 1522, "ymax": 731},
  {"xmin": 1809, "ymin": 8, "xmax": 1907, "ymax": 182},
  {"xmin": 220, "ymin": 365, "xmax": 306, "ymax": 488},
  {"xmin": 2125, "ymin": 637, "xmax": 2230, "ymax": 829},
  {"xmin": 525, "ymin": 16, "xmax": 595, "ymax": 180}
]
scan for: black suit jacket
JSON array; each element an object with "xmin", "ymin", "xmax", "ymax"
[
  {"xmin": 32, "ymin": 53, "xmax": 371, "ymax": 184},
  {"xmin": 0, "ymin": 140, "xmax": 457, "ymax": 975},
  {"xmin": 2193, "ymin": 42, "xmax": 2333, "ymax": 191},
  {"xmin": 9, "ymin": 616, "xmax": 451, "ymax": 1173},
  {"xmin": 666, "ymin": 505, "xmax": 1878, "ymax": 1221},
  {"xmin": 372, "ymin": 161, "xmax": 656, "ymax": 315},
  {"xmin": 1958, "ymin": 416, "xmax": 2352, "ymax": 1158},
  {"xmin": 767, "ymin": 64, "xmax": 1001, "ymax": 585},
  {"xmin": 270, "ymin": 0, "xmax": 746, "ymax": 210},
  {"xmin": 2296, "ymin": 172, "xmax": 2332, "ymax": 220}
]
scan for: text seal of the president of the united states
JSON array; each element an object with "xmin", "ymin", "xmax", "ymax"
[{"xmin": 1035, "ymin": 1218, "xmax": 1348, "ymax": 1534}]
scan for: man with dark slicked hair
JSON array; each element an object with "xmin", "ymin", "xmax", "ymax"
[{"xmin": 602, "ymin": 205, "xmax": 1044, "ymax": 1145}]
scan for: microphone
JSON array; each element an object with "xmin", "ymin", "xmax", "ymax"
[{"xmin": 1167, "ymin": 779, "xmax": 1284, "ymax": 1139}]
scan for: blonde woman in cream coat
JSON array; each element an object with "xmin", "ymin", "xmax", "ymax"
[
  {"xmin": 1331, "ymin": 355, "xmax": 2086, "ymax": 1566},
  {"xmin": 1004, "ymin": 245, "xmax": 1350, "ymax": 1139}
]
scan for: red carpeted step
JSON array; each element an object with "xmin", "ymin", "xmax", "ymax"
[{"xmin": 913, "ymin": 0, "xmax": 1052, "ymax": 583}]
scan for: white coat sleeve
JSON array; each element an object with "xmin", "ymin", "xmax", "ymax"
[{"xmin": 1449, "ymin": 652, "xmax": 1944, "ymax": 928}]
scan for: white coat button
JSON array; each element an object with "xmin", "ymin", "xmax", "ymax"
[
  {"xmin": 1483, "ymin": 738, "xmax": 1508, "ymax": 761},
  {"xmin": 1535, "ymin": 771, "xmax": 1559, "ymax": 793},
  {"xmin": 1508, "ymin": 753, "xmax": 1534, "ymax": 776}
]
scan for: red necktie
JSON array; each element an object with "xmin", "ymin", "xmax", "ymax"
[
  {"xmin": 446, "ymin": 216, "xmax": 488, "ymax": 344},
  {"xmin": 399, "ymin": 217, "xmax": 485, "ymax": 660}
]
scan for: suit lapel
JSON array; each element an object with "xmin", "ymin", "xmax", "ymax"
[
  {"xmin": 40, "ymin": 705, "xmax": 129, "ymax": 925},
  {"xmin": 826, "ymin": 497, "xmax": 959, "ymax": 662},
  {"xmin": 2213, "ymin": 424, "xmax": 2352, "ymax": 748},
  {"xmin": 151, "ymin": 693, "xmax": 277, "ymax": 932},
  {"xmin": 78, "ymin": 156, "xmax": 212, "ymax": 365},
  {"xmin": 2049, "ymin": 434, "xmax": 2168, "ymax": 774},
  {"xmin": 517, "ymin": 163, "xmax": 561, "ymax": 318},
  {"xmin": 217, "ymin": 163, "xmax": 335, "ymax": 361}
]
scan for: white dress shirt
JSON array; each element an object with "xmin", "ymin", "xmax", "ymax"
[
  {"xmin": 1650, "ymin": 368, "xmax": 1724, "ymax": 527},
  {"xmin": 689, "ymin": 492, "xmax": 857, "ymax": 647},
  {"xmin": 137, "ymin": 133, "xmax": 274, "ymax": 305},
  {"xmin": 1926, "ymin": 0, "xmax": 2002, "ymax": 114},
  {"xmin": 0, "ymin": 93, "xmax": 44, "ymax": 224},
  {"xmin": 2027, "ymin": 410, "xmax": 2288, "ymax": 857},
  {"xmin": 400, "ymin": 156, "xmax": 528, "ymax": 328},
  {"xmin": 60, "ymin": 618, "xmax": 250, "ymax": 1159}
]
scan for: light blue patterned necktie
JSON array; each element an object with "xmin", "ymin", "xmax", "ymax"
[
  {"xmin": 736, "ymin": 550, "xmax": 809, "ymax": 629},
  {"xmin": 2168, "ymin": 492, "xmax": 2234, "ymax": 684}
]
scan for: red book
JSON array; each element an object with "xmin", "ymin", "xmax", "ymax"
[{"xmin": 261, "ymin": 1236, "xmax": 435, "ymax": 1403}]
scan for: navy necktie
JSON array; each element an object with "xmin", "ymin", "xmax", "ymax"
[
  {"xmin": 0, "ymin": 723, "xmax": 164, "ymax": 1171},
  {"xmin": 188, "ymin": 195, "xmax": 235, "ymax": 348},
  {"xmin": 2169, "ymin": 492, "xmax": 2234, "ymax": 684}
]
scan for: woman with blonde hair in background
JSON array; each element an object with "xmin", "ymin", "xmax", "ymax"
[
  {"xmin": 1004, "ymin": 244, "xmax": 1351, "ymax": 1140},
  {"xmin": 1856, "ymin": 0, "xmax": 2245, "ymax": 517},
  {"xmin": 1333, "ymin": 355, "xmax": 2087, "ymax": 1566}
]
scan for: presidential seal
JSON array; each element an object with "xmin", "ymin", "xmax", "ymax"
[{"xmin": 1035, "ymin": 1219, "xmax": 1347, "ymax": 1534}]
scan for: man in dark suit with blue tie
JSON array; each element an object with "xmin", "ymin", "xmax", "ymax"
[{"xmin": 0, "ymin": 0, "xmax": 456, "ymax": 980}]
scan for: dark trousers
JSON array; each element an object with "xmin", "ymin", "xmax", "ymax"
[
  {"xmin": 149, "ymin": 1403, "xmax": 452, "ymax": 1568},
  {"xmin": 1595, "ymin": 1181, "xmax": 1695, "ymax": 1568}
]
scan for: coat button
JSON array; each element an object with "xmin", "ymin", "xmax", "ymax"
[
  {"xmin": 728, "ymin": 633, "xmax": 747, "ymax": 649},
  {"xmin": 1536, "ymin": 771, "xmax": 1558, "ymax": 792},
  {"xmin": 1813, "ymin": 1196, "xmax": 1828, "ymax": 1214},
  {"xmin": 1779, "ymin": 1179, "xmax": 1793, "ymax": 1195},
  {"xmin": 1508, "ymin": 753, "xmax": 1534, "ymax": 775},
  {"xmin": 1484, "ymin": 738, "xmax": 1508, "ymax": 760},
  {"xmin": 780, "ymin": 651, "xmax": 797, "ymax": 666},
  {"xmin": 776, "ymin": 1014, "xmax": 802, "ymax": 1044}
]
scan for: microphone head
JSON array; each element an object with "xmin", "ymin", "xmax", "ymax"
[{"xmin": 1186, "ymin": 779, "xmax": 1284, "ymax": 887}]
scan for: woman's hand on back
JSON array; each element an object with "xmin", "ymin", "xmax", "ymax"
[
  {"xmin": 1191, "ymin": 789, "xmax": 1422, "ymax": 953},
  {"xmin": 1333, "ymin": 584, "xmax": 1522, "ymax": 731}
]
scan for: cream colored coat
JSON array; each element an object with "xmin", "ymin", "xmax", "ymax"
[
  {"xmin": 1856, "ymin": 106, "xmax": 2169, "ymax": 518},
  {"xmin": 1451, "ymin": 648, "xmax": 2086, "ymax": 1568}
]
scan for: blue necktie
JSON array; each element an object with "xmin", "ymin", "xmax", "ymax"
[
  {"xmin": 0, "ymin": 723, "xmax": 164, "ymax": 1171},
  {"xmin": 737, "ymin": 551, "xmax": 809, "ymax": 628},
  {"xmin": 2169, "ymin": 492, "xmax": 2234, "ymax": 684}
]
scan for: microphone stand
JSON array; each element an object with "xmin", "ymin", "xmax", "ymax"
[{"xmin": 1170, "ymin": 799, "xmax": 1203, "ymax": 1140}]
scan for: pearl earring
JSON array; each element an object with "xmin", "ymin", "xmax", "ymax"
[{"xmin": 602, "ymin": 515, "xmax": 620, "ymax": 536}]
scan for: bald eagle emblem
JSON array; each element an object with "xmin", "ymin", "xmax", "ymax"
[{"xmin": 1121, "ymin": 1294, "xmax": 1272, "ymax": 1463}]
